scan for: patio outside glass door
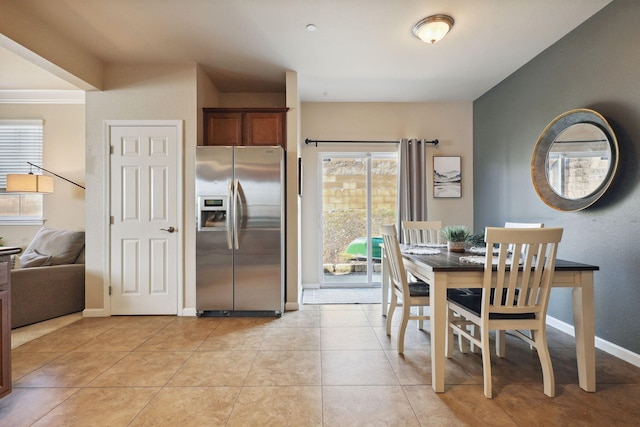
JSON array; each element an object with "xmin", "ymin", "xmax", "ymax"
[{"xmin": 320, "ymin": 152, "xmax": 397, "ymax": 288}]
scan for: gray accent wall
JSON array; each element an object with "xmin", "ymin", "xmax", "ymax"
[{"xmin": 473, "ymin": 0, "xmax": 640, "ymax": 354}]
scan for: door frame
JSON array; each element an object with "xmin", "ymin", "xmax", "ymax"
[{"xmin": 103, "ymin": 120, "xmax": 184, "ymax": 316}]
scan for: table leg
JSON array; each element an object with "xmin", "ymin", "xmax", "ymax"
[
  {"xmin": 431, "ymin": 273, "xmax": 447, "ymax": 392},
  {"xmin": 573, "ymin": 271, "xmax": 596, "ymax": 392}
]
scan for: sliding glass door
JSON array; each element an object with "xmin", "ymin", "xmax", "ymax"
[{"xmin": 320, "ymin": 152, "xmax": 397, "ymax": 287}]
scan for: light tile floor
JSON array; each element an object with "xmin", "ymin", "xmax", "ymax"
[
  {"xmin": 302, "ymin": 287, "xmax": 381, "ymax": 304},
  {"xmin": 2, "ymin": 304, "xmax": 640, "ymax": 426}
]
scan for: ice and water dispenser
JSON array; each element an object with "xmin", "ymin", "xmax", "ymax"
[{"xmin": 197, "ymin": 196, "xmax": 228, "ymax": 231}]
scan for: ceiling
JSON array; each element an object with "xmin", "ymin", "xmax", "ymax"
[{"xmin": 0, "ymin": 0, "xmax": 612, "ymax": 102}]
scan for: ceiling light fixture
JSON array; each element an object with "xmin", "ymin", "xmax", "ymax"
[{"xmin": 412, "ymin": 14, "xmax": 454, "ymax": 44}]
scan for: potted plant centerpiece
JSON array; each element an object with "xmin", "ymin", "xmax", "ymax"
[
  {"xmin": 442, "ymin": 225, "xmax": 470, "ymax": 252},
  {"xmin": 466, "ymin": 231, "xmax": 485, "ymax": 248}
]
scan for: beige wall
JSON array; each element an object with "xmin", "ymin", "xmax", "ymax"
[
  {"xmin": 300, "ymin": 102, "xmax": 473, "ymax": 286},
  {"xmin": 1, "ymin": 5, "xmax": 300, "ymax": 313},
  {"xmin": 196, "ymin": 64, "xmax": 221, "ymax": 145},
  {"xmin": 285, "ymin": 71, "xmax": 300, "ymax": 310},
  {"xmin": 197, "ymin": 80, "xmax": 298, "ymax": 310},
  {"xmin": 84, "ymin": 63, "xmax": 199, "ymax": 314},
  {"xmin": 0, "ymin": 2, "xmax": 102, "ymax": 90},
  {"xmin": 83, "ymin": 64, "xmax": 299, "ymax": 315},
  {"xmin": 219, "ymin": 92, "xmax": 286, "ymax": 108},
  {"xmin": 0, "ymin": 102, "xmax": 85, "ymax": 248}
]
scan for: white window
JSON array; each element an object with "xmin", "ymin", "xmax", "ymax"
[{"xmin": 0, "ymin": 119, "xmax": 46, "ymax": 225}]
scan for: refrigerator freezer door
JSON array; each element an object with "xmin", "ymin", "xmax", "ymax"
[
  {"xmin": 195, "ymin": 146, "xmax": 234, "ymax": 311},
  {"xmin": 233, "ymin": 146, "xmax": 284, "ymax": 312}
]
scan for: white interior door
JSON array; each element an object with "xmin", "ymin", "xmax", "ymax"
[{"xmin": 109, "ymin": 123, "xmax": 181, "ymax": 314}]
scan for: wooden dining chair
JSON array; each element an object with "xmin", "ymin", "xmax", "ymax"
[
  {"xmin": 446, "ymin": 227, "xmax": 563, "ymax": 398},
  {"xmin": 443, "ymin": 221, "xmax": 536, "ymax": 354},
  {"xmin": 382, "ymin": 224, "xmax": 430, "ymax": 354},
  {"xmin": 403, "ymin": 220, "xmax": 471, "ymax": 351},
  {"xmin": 495, "ymin": 221, "xmax": 545, "ymax": 356},
  {"xmin": 401, "ymin": 220, "xmax": 442, "ymax": 245},
  {"xmin": 463, "ymin": 221, "xmax": 545, "ymax": 354},
  {"xmin": 401, "ymin": 220, "xmax": 442, "ymax": 283}
]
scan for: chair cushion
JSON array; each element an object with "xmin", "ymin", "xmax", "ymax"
[
  {"xmin": 448, "ymin": 288, "xmax": 475, "ymax": 296},
  {"xmin": 410, "ymin": 280, "xmax": 468, "ymax": 297},
  {"xmin": 20, "ymin": 226, "xmax": 85, "ymax": 267},
  {"xmin": 447, "ymin": 292, "xmax": 535, "ymax": 319},
  {"xmin": 408, "ymin": 281, "xmax": 430, "ymax": 297},
  {"xmin": 458, "ymin": 288, "xmax": 482, "ymax": 295}
]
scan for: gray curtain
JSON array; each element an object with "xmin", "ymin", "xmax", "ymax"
[{"xmin": 397, "ymin": 138, "xmax": 428, "ymax": 240}]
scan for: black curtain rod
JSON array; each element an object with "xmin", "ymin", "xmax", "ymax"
[{"xmin": 304, "ymin": 138, "xmax": 439, "ymax": 147}]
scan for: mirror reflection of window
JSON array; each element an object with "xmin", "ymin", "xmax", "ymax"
[{"xmin": 545, "ymin": 123, "xmax": 611, "ymax": 200}]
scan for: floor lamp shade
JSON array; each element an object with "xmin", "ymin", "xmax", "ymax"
[{"xmin": 6, "ymin": 174, "xmax": 54, "ymax": 193}]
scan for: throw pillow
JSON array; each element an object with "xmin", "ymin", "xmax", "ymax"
[
  {"xmin": 20, "ymin": 226, "xmax": 85, "ymax": 266},
  {"xmin": 19, "ymin": 249, "xmax": 53, "ymax": 268}
]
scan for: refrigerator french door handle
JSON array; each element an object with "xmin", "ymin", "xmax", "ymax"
[
  {"xmin": 226, "ymin": 179, "xmax": 233, "ymax": 250},
  {"xmin": 233, "ymin": 179, "xmax": 240, "ymax": 250}
]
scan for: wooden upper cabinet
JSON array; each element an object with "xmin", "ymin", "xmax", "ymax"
[
  {"xmin": 243, "ymin": 112, "xmax": 285, "ymax": 146},
  {"xmin": 205, "ymin": 113, "xmax": 243, "ymax": 146},
  {"xmin": 203, "ymin": 108, "xmax": 288, "ymax": 148}
]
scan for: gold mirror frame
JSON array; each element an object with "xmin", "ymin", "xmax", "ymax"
[{"xmin": 531, "ymin": 108, "xmax": 619, "ymax": 211}]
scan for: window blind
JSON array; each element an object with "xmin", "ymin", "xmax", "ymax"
[{"xmin": 0, "ymin": 119, "xmax": 44, "ymax": 188}]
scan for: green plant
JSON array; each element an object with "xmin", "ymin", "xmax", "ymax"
[
  {"xmin": 441, "ymin": 225, "xmax": 470, "ymax": 242},
  {"xmin": 466, "ymin": 231, "xmax": 485, "ymax": 246}
]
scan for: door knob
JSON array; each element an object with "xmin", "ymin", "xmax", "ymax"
[{"xmin": 161, "ymin": 226, "xmax": 176, "ymax": 233}]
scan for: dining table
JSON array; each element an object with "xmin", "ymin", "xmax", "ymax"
[{"xmin": 380, "ymin": 245, "xmax": 599, "ymax": 394}]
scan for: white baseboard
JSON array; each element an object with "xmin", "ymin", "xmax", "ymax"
[
  {"xmin": 83, "ymin": 308, "xmax": 198, "ymax": 317},
  {"xmin": 547, "ymin": 315, "xmax": 640, "ymax": 368},
  {"xmin": 82, "ymin": 308, "xmax": 109, "ymax": 317},
  {"xmin": 181, "ymin": 308, "xmax": 197, "ymax": 317},
  {"xmin": 285, "ymin": 301, "xmax": 300, "ymax": 311}
]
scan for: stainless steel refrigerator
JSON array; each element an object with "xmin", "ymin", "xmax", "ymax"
[{"xmin": 195, "ymin": 146, "xmax": 284, "ymax": 316}]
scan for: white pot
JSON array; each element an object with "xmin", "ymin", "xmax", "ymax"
[{"xmin": 447, "ymin": 241, "xmax": 466, "ymax": 253}]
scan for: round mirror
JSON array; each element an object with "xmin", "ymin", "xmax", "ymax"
[{"xmin": 531, "ymin": 109, "xmax": 619, "ymax": 211}]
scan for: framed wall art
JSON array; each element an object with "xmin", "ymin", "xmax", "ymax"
[{"xmin": 433, "ymin": 156, "xmax": 461, "ymax": 198}]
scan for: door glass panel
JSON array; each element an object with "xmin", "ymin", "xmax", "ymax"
[
  {"xmin": 371, "ymin": 156, "xmax": 398, "ymax": 271},
  {"xmin": 321, "ymin": 153, "xmax": 397, "ymax": 287}
]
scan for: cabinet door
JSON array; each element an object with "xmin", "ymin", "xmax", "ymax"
[
  {"xmin": 204, "ymin": 113, "xmax": 243, "ymax": 146},
  {"xmin": 243, "ymin": 113, "xmax": 285, "ymax": 147}
]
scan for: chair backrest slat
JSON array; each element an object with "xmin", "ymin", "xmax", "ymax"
[
  {"xmin": 505, "ymin": 221, "xmax": 544, "ymax": 257},
  {"xmin": 401, "ymin": 220, "xmax": 442, "ymax": 244},
  {"xmin": 483, "ymin": 227, "xmax": 562, "ymax": 317},
  {"xmin": 504, "ymin": 222, "xmax": 544, "ymax": 228},
  {"xmin": 382, "ymin": 224, "xmax": 409, "ymax": 296}
]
